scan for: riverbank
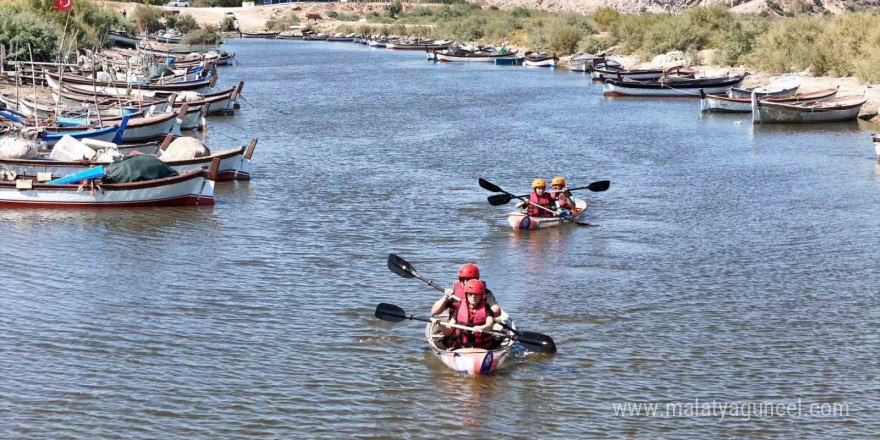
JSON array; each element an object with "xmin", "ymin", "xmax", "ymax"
[{"xmin": 128, "ymin": 2, "xmax": 879, "ymax": 121}]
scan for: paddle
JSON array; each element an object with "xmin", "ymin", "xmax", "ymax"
[
  {"xmin": 479, "ymin": 178, "xmax": 594, "ymax": 227},
  {"xmin": 487, "ymin": 180, "xmax": 611, "ymax": 206},
  {"xmin": 375, "ymin": 303, "xmax": 556, "ymax": 354},
  {"xmin": 387, "ymin": 253, "xmax": 516, "ymax": 335}
]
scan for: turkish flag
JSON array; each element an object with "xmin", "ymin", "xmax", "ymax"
[{"xmin": 53, "ymin": 0, "xmax": 72, "ymax": 12}]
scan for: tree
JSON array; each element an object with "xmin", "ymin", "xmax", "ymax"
[{"xmin": 386, "ymin": 0, "xmax": 402, "ymax": 19}]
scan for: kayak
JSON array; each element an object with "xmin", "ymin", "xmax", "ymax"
[
  {"xmin": 425, "ymin": 310, "xmax": 516, "ymax": 374},
  {"xmin": 506, "ymin": 198, "xmax": 588, "ymax": 230}
]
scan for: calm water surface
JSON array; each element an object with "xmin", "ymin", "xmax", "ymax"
[{"xmin": 2, "ymin": 40, "xmax": 878, "ymax": 439}]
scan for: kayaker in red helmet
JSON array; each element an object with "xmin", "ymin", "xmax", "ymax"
[
  {"xmin": 550, "ymin": 176, "xmax": 574, "ymax": 216},
  {"xmin": 516, "ymin": 178, "xmax": 556, "ymax": 217},
  {"xmin": 448, "ymin": 279, "xmax": 496, "ymax": 349},
  {"xmin": 431, "ymin": 263, "xmax": 501, "ymax": 338}
]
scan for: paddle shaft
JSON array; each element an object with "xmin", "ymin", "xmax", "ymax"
[
  {"xmin": 394, "ymin": 310, "xmax": 507, "ymax": 338},
  {"xmin": 512, "ymin": 184, "xmax": 597, "ymax": 199}
]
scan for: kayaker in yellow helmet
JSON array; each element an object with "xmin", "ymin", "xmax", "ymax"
[
  {"xmin": 431, "ymin": 263, "xmax": 501, "ymax": 337},
  {"xmin": 516, "ymin": 178, "xmax": 557, "ymax": 217},
  {"xmin": 550, "ymin": 176, "xmax": 574, "ymax": 216}
]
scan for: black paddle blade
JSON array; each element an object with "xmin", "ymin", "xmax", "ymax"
[
  {"xmin": 587, "ymin": 180, "xmax": 611, "ymax": 192},
  {"xmin": 387, "ymin": 253, "xmax": 415, "ymax": 278},
  {"xmin": 375, "ymin": 303, "xmax": 407, "ymax": 323},
  {"xmin": 516, "ymin": 331, "xmax": 557, "ymax": 354},
  {"xmin": 478, "ymin": 178, "xmax": 503, "ymax": 193},
  {"xmin": 487, "ymin": 194, "xmax": 513, "ymax": 206}
]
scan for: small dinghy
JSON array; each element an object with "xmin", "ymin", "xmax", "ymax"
[{"xmin": 507, "ymin": 198, "xmax": 588, "ymax": 230}]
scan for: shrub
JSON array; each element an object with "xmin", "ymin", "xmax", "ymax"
[
  {"xmin": 335, "ymin": 24, "xmax": 355, "ymax": 34},
  {"xmin": 546, "ymin": 24, "xmax": 583, "ymax": 55},
  {"xmin": 590, "ymin": 7, "xmax": 619, "ymax": 31},
  {"xmin": 715, "ymin": 19, "xmax": 766, "ymax": 66},
  {"xmin": 181, "ymin": 26, "xmax": 221, "ymax": 45},
  {"xmin": 265, "ymin": 13, "xmax": 299, "ymax": 31},
  {"xmin": 512, "ymin": 7, "xmax": 531, "ymax": 18},
  {"xmin": 175, "ymin": 14, "xmax": 200, "ymax": 34},
  {"xmin": 0, "ymin": 6, "xmax": 58, "ymax": 62},
  {"xmin": 132, "ymin": 5, "xmax": 162, "ymax": 33},
  {"xmin": 219, "ymin": 16, "xmax": 236, "ymax": 32},
  {"xmin": 358, "ymin": 24, "xmax": 373, "ymax": 35},
  {"xmin": 386, "ymin": 0, "xmax": 403, "ymax": 19}
]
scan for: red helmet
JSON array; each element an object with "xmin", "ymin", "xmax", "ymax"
[
  {"xmin": 464, "ymin": 279, "xmax": 485, "ymax": 295},
  {"xmin": 458, "ymin": 263, "xmax": 480, "ymax": 279}
]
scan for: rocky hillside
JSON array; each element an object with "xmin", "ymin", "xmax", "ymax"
[{"xmin": 481, "ymin": 0, "xmax": 858, "ymax": 14}]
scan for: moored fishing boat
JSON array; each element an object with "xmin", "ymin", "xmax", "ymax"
[
  {"xmin": 1, "ymin": 138, "xmax": 257, "ymax": 181},
  {"xmin": 386, "ymin": 39, "xmax": 452, "ymax": 50},
  {"xmin": 507, "ymin": 198, "xmax": 587, "ymax": 230},
  {"xmin": 751, "ymin": 94, "xmax": 868, "ymax": 123},
  {"xmin": 729, "ymin": 75, "xmax": 801, "ymax": 98},
  {"xmin": 45, "ymin": 71, "xmax": 214, "ymax": 97},
  {"xmin": 0, "ymin": 161, "xmax": 217, "ymax": 207},
  {"xmin": 304, "ymin": 33, "xmax": 329, "ymax": 41},
  {"xmin": 367, "ymin": 38, "xmax": 387, "ymax": 48},
  {"xmin": 700, "ymin": 88, "xmax": 838, "ymax": 113},
  {"xmin": 603, "ymin": 74, "xmax": 746, "ymax": 97},
  {"xmin": 569, "ymin": 53, "xmax": 605, "ymax": 72},
  {"xmin": 432, "ymin": 48, "xmax": 519, "ymax": 63},
  {"xmin": 425, "ymin": 310, "xmax": 516, "ymax": 374},
  {"xmin": 241, "ymin": 31, "xmax": 280, "ymax": 39},
  {"xmin": 592, "ymin": 65, "xmax": 695, "ymax": 81},
  {"xmin": 523, "ymin": 52, "xmax": 557, "ymax": 68},
  {"xmin": 57, "ymin": 111, "xmax": 176, "ymax": 143}
]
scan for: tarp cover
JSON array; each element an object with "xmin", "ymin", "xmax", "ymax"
[
  {"xmin": 147, "ymin": 65, "xmax": 176, "ymax": 79},
  {"xmin": 104, "ymin": 154, "xmax": 178, "ymax": 184}
]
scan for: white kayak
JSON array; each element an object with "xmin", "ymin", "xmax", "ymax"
[
  {"xmin": 425, "ymin": 310, "xmax": 515, "ymax": 374},
  {"xmin": 506, "ymin": 198, "xmax": 587, "ymax": 230}
]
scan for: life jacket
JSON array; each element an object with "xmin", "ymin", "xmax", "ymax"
[
  {"xmin": 551, "ymin": 190, "xmax": 574, "ymax": 211},
  {"xmin": 528, "ymin": 191, "xmax": 555, "ymax": 217},
  {"xmin": 447, "ymin": 280, "xmax": 465, "ymax": 315},
  {"xmin": 453, "ymin": 296, "xmax": 493, "ymax": 349}
]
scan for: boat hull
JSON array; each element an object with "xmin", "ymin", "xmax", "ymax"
[
  {"xmin": 0, "ymin": 170, "xmax": 214, "ymax": 207},
  {"xmin": 1, "ymin": 146, "xmax": 252, "ymax": 182},
  {"xmin": 506, "ymin": 198, "xmax": 588, "ymax": 230},
  {"xmin": 434, "ymin": 52, "xmax": 519, "ymax": 63},
  {"xmin": 523, "ymin": 59, "xmax": 556, "ymax": 68},
  {"xmin": 701, "ymin": 88, "xmax": 839, "ymax": 113},
  {"xmin": 603, "ymin": 75, "xmax": 745, "ymax": 97},
  {"xmin": 752, "ymin": 96, "xmax": 867, "ymax": 123},
  {"xmin": 425, "ymin": 312, "xmax": 515, "ymax": 375}
]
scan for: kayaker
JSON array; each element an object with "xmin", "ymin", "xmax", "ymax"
[
  {"xmin": 516, "ymin": 178, "xmax": 556, "ymax": 217},
  {"xmin": 550, "ymin": 176, "xmax": 575, "ymax": 216},
  {"xmin": 431, "ymin": 263, "xmax": 501, "ymax": 326},
  {"xmin": 448, "ymin": 279, "xmax": 496, "ymax": 350}
]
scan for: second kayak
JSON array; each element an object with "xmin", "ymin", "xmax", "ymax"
[{"xmin": 506, "ymin": 198, "xmax": 588, "ymax": 230}]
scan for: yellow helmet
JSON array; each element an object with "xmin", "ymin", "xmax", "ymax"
[
  {"xmin": 532, "ymin": 178, "xmax": 546, "ymax": 189},
  {"xmin": 551, "ymin": 176, "xmax": 565, "ymax": 186}
]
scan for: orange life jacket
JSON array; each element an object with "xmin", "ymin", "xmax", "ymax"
[
  {"xmin": 453, "ymin": 298, "xmax": 492, "ymax": 349},
  {"xmin": 528, "ymin": 191, "xmax": 555, "ymax": 217}
]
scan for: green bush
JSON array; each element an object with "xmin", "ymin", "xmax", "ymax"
[
  {"xmin": 386, "ymin": 0, "xmax": 403, "ymax": 19},
  {"xmin": 590, "ymin": 7, "xmax": 619, "ymax": 31},
  {"xmin": 335, "ymin": 24, "xmax": 355, "ymax": 34},
  {"xmin": 512, "ymin": 7, "xmax": 531, "ymax": 18},
  {"xmin": 715, "ymin": 19, "xmax": 766, "ymax": 66},
  {"xmin": 219, "ymin": 16, "xmax": 236, "ymax": 32},
  {"xmin": 175, "ymin": 14, "xmax": 200, "ymax": 34},
  {"xmin": 265, "ymin": 12, "xmax": 299, "ymax": 31},
  {"xmin": 181, "ymin": 26, "xmax": 221, "ymax": 45},
  {"xmin": 0, "ymin": 6, "xmax": 58, "ymax": 62},
  {"xmin": 132, "ymin": 4, "xmax": 162, "ymax": 33}
]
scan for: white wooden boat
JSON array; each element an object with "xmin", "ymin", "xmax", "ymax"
[
  {"xmin": 386, "ymin": 39, "xmax": 452, "ymax": 50},
  {"xmin": 569, "ymin": 53, "xmax": 605, "ymax": 72},
  {"xmin": 591, "ymin": 64, "xmax": 693, "ymax": 81},
  {"xmin": 751, "ymin": 94, "xmax": 868, "ymax": 123},
  {"xmin": 58, "ymin": 112, "xmax": 177, "ymax": 142},
  {"xmin": 507, "ymin": 198, "xmax": 587, "ymax": 230},
  {"xmin": 367, "ymin": 39, "xmax": 387, "ymax": 48},
  {"xmin": 729, "ymin": 75, "xmax": 801, "ymax": 98},
  {"xmin": 700, "ymin": 88, "xmax": 838, "ymax": 113},
  {"xmin": 433, "ymin": 50, "xmax": 519, "ymax": 63},
  {"xmin": 425, "ymin": 310, "xmax": 515, "ymax": 374},
  {"xmin": 603, "ymin": 74, "xmax": 746, "ymax": 97},
  {"xmin": 0, "ymin": 162, "xmax": 217, "ymax": 207},
  {"xmin": 523, "ymin": 53, "xmax": 557, "ymax": 68},
  {"xmin": 3, "ymin": 139, "xmax": 257, "ymax": 181},
  {"xmin": 45, "ymin": 71, "xmax": 214, "ymax": 97}
]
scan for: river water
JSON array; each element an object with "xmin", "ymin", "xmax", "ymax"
[{"xmin": 2, "ymin": 40, "xmax": 878, "ymax": 439}]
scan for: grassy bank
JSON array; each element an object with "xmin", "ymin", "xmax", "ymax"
[
  {"xmin": 0, "ymin": 0, "xmax": 220, "ymax": 62},
  {"xmin": 336, "ymin": 4, "xmax": 880, "ymax": 83}
]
